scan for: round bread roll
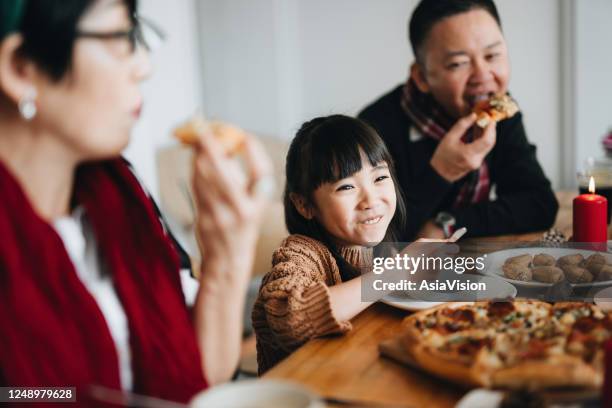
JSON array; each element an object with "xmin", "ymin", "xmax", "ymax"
[
  {"xmin": 584, "ymin": 253, "xmax": 607, "ymax": 278},
  {"xmin": 532, "ymin": 266, "xmax": 564, "ymax": 284},
  {"xmin": 557, "ymin": 254, "xmax": 584, "ymax": 267},
  {"xmin": 504, "ymin": 254, "xmax": 532, "ymax": 268},
  {"xmin": 173, "ymin": 116, "xmax": 246, "ymax": 155},
  {"xmin": 560, "ymin": 265, "xmax": 593, "ymax": 284},
  {"xmin": 597, "ymin": 265, "xmax": 612, "ymax": 282},
  {"xmin": 502, "ymin": 263, "xmax": 532, "ymax": 281},
  {"xmin": 533, "ymin": 253, "xmax": 555, "ymax": 267}
]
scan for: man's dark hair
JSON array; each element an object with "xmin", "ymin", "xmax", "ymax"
[
  {"xmin": 409, "ymin": 0, "xmax": 501, "ymax": 63},
  {"xmin": 1, "ymin": 0, "xmax": 137, "ymax": 81}
]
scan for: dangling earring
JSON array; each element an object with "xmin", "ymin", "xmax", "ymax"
[{"xmin": 18, "ymin": 88, "xmax": 37, "ymax": 121}]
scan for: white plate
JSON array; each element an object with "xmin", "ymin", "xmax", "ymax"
[
  {"xmin": 381, "ymin": 275, "xmax": 516, "ymax": 308},
  {"xmin": 380, "ymin": 293, "xmax": 443, "ymax": 311},
  {"xmin": 455, "ymin": 389, "xmax": 504, "ymax": 408},
  {"xmin": 594, "ymin": 286, "xmax": 612, "ymax": 311},
  {"xmin": 190, "ymin": 380, "xmax": 323, "ymax": 408},
  {"xmin": 482, "ymin": 247, "xmax": 612, "ymax": 288}
]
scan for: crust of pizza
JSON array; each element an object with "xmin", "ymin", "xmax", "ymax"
[
  {"xmin": 173, "ymin": 116, "xmax": 246, "ymax": 155},
  {"xmin": 400, "ymin": 337, "xmax": 494, "ymax": 387},
  {"xmin": 400, "ymin": 302, "xmax": 494, "ymax": 387},
  {"xmin": 473, "ymin": 94, "xmax": 519, "ymax": 128},
  {"xmin": 492, "ymin": 356, "xmax": 601, "ymax": 389}
]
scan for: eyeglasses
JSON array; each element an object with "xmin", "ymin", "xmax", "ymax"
[{"xmin": 75, "ymin": 16, "xmax": 166, "ymax": 54}]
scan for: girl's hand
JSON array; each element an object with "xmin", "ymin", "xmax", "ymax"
[
  {"xmin": 392, "ymin": 238, "xmax": 460, "ymax": 283},
  {"xmin": 190, "ymin": 129, "xmax": 273, "ymax": 277}
]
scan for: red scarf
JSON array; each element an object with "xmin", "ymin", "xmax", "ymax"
[
  {"xmin": 400, "ymin": 78, "xmax": 491, "ymax": 208},
  {"xmin": 0, "ymin": 158, "xmax": 207, "ymax": 405}
]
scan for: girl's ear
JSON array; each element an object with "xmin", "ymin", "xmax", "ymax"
[
  {"xmin": 0, "ymin": 33, "xmax": 39, "ymax": 106},
  {"xmin": 289, "ymin": 193, "xmax": 314, "ymax": 220},
  {"xmin": 410, "ymin": 62, "xmax": 430, "ymax": 93}
]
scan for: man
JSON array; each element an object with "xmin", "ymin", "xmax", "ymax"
[{"xmin": 358, "ymin": 0, "xmax": 558, "ymax": 240}]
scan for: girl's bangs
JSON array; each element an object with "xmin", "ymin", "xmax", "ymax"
[{"xmin": 307, "ymin": 121, "xmax": 389, "ymax": 189}]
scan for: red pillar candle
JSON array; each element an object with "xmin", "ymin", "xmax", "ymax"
[{"xmin": 573, "ymin": 177, "xmax": 608, "ymax": 242}]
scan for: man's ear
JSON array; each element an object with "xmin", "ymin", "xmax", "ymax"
[
  {"xmin": 410, "ymin": 62, "xmax": 430, "ymax": 93},
  {"xmin": 0, "ymin": 33, "xmax": 38, "ymax": 105},
  {"xmin": 289, "ymin": 193, "xmax": 314, "ymax": 220}
]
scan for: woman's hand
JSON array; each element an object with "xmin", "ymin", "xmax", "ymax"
[
  {"xmin": 190, "ymin": 130, "xmax": 272, "ymax": 276},
  {"xmin": 188, "ymin": 128, "xmax": 273, "ymax": 385}
]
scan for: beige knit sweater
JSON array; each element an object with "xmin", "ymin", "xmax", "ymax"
[{"xmin": 252, "ymin": 234, "xmax": 370, "ymax": 374}]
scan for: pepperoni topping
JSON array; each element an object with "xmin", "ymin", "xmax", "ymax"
[
  {"xmin": 604, "ymin": 316, "xmax": 612, "ymax": 331},
  {"xmin": 442, "ymin": 308, "xmax": 475, "ymax": 323},
  {"xmin": 455, "ymin": 338, "xmax": 491, "ymax": 356},
  {"xmin": 519, "ymin": 339, "xmax": 550, "ymax": 360},
  {"xmin": 444, "ymin": 322, "xmax": 462, "ymax": 333},
  {"xmin": 583, "ymin": 339, "xmax": 600, "ymax": 362},
  {"xmin": 573, "ymin": 316, "xmax": 599, "ymax": 333},
  {"xmin": 432, "ymin": 321, "xmax": 464, "ymax": 334},
  {"xmin": 487, "ymin": 301, "xmax": 515, "ymax": 318},
  {"xmin": 568, "ymin": 329, "xmax": 591, "ymax": 344}
]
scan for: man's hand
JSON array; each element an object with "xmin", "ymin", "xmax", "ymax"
[{"xmin": 430, "ymin": 113, "xmax": 497, "ymax": 182}]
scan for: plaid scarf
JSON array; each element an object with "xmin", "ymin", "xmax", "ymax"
[{"xmin": 400, "ymin": 78, "xmax": 490, "ymax": 208}]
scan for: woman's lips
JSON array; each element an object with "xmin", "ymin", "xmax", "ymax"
[{"xmin": 132, "ymin": 104, "xmax": 143, "ymax": 119}]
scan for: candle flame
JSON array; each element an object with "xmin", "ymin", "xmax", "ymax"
[{"xmin": 589, "ymin": 176, "xmax": 596, "ymax": 194}]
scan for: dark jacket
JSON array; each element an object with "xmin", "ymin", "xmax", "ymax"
[{"xmin": 358, "ymin": 85, "xmax": 558, "ymax": 240}]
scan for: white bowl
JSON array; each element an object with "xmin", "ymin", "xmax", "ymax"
[{"xmin": 190, "ymin": 380, "xmax": 323, "ymax": 408}]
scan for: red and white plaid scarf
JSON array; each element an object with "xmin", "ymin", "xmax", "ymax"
[{"xmin": 400, "ymin": 78, "xmax": 490, "ymax": 208}]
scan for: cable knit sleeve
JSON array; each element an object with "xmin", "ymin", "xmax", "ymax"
[{"xmin": 256, "ymin": 235, "xmax": 351, "ymax": 351}]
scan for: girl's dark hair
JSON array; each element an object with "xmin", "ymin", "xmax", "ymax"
[
  {"xmin": 409, "ymin": 0, "xmax": 501, "ymax": 63},
  {"xmin": 284, "ymin": 114, "xmax": 407, "ymax": 280},
  {"xmin": 1, "ymin": 0, "xmax": 137, "ymax": 81}
]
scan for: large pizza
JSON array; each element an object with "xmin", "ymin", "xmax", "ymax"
[{"xmin": 399, "ymin": 300, "xmax": 611, "ymax": 389}]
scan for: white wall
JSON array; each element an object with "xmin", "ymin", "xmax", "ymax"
[
  {"xmin": 294, "ymin": 0, "xmax": 416, "ymax": 120},
  {"xmin": 496, "ymin": 0, "xmax": 560, "ymax": 187}
]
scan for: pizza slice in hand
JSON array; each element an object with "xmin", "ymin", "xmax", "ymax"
[
  {"xmin": 473, "ymin": 94, "xmax": 519, "ymax": 128},
  {"xmin": 173, "ymin": 115, "xmax": 246, "ymax": 156}
]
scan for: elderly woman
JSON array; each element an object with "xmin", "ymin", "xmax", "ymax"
[{"xmin": 0, "ymin": 0, "xmax": 270, "ymax": 404}]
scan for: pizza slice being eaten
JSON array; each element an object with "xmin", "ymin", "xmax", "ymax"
[
  {"xmin": 473, "ymin": 94, "xmax": 519, "ymax": 128},
  {"xmin": 173, "ymin": 115, "xmax": 246, "ymax": 156}
]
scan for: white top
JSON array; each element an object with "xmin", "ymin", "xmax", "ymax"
[{"xmin": 53, "ymin": 208, "xmax": 199, "ymax": 390}]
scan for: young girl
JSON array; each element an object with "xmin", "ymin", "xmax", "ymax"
[{"xmin": 252, "ymin": 114, "xmax": 408, "ymax": 374}]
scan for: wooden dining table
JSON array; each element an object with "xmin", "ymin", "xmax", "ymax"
[{"xmin": 263, "ymin": 191, "xmax": 586, "ymax": 407}]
